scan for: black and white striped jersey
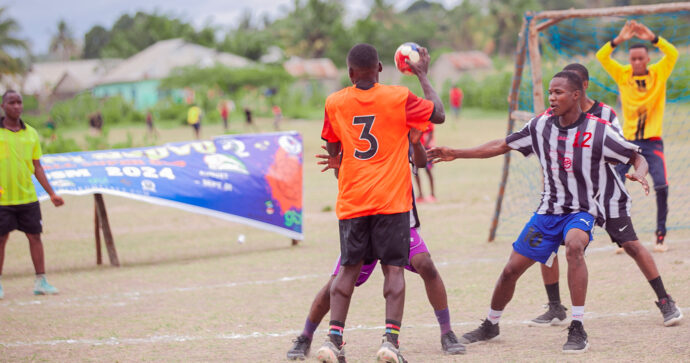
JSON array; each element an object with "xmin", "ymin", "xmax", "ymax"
[{"xmin": 506, "ymin": 111, "xmax": 640, "ymax": 225}]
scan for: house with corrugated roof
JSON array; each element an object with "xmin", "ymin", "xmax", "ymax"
[
  {"xmin": 93, "ymin": 38, "xmax": 252, "ymax": 109},
  {"xmin": 283, "ymin": 57, "xmax": 342, "ymax": 95},
  {"xmin": 429, "ymin": 51, "xmax": 493, "ymax": 87}
]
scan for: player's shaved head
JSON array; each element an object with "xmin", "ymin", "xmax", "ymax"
[
  {"xmin": 563, "ymin": 63, "xmax": 589, "ymax": 81},
  {"xmin": 347, "ymin": 43, "xmax": 379, "ymax": 70},
  {"xmin": 553, "ymin": 71, "xmax": 583, "ymax": 92},
  {"xmin": 2, "ymin": 90, "xmax": 19, "ymax": 104}
]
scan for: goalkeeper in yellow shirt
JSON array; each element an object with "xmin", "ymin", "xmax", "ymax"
[{"xmin": 596, "ymin": 20, "xmax": 678, "ymax": 252}]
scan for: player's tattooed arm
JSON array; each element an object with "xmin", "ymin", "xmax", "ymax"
[
  {"xmin": 407, "ymin": 47, "xmax": 445, "ymax": 124},
  {"xmin": 625, "ymin": 152, "xmax": 650, "ymax": 196},
  {"xmin": 427, "ymin": 139, "xmax": 511, "ymax": 163}
]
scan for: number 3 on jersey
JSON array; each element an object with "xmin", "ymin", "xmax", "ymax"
[{"xmin": 352, "ymin": 115, "xmax": 378, "ymax": 160}]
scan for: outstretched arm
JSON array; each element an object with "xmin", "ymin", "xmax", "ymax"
[
  {"xmin": 407, "ymin": 47, "xmax": 445, "ymax": 124},
  {"xmin": 634, "ymin": 22, "xmax": 679, "ymax": 79},
  {"xmin": 33, "ymin": 160, "xmax": 64, "ymax": 207},
  {"xmin": 596, "ymin": 21, "xmax": 634, "ymax": 82},
  {"xmin": 625, "ymin": 152, "xmax": 650, "ymax": 196},
  {"xmin": 427, "ymin": 139, "xmax": 511, "ymax": 163}
]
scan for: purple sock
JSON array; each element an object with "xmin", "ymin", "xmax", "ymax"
[
  {"xmin": 302, "ymin": 319, "xmax": 320, "ymax": 339},
  {"xmin": 434, "ymin": 308, "xmax": 452, "ymax": 335}
]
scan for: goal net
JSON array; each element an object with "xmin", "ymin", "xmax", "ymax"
[{"xmin": 490, "ymin": 4, "xmax": 690, "ymax": 241}]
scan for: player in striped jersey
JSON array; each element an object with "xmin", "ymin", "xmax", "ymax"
[
  {"xmin": 428, "ymin": 71, "xmax": 649, "ymax": 353},
  {"xmin": 529, "ymin": 64, "xmax": 682, "ymax": 329},
  {"xmin": 287, "ymin": 140, "xmax": 465, "ymax": 360}
]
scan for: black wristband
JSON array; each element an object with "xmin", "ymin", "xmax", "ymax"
[
  {"xmin": 652, "ymin": 35, "xmax": 659, "ymax": 44},
  {"xmin": 610, "ymin": 37, "xmax": 617, "ymax": 48}
]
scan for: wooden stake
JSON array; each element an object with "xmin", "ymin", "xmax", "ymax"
[
  {"xmin": 528, "ymin": 16, "xmax": 545, "ymax": 114},
  {"xmin": 94, "ymin": 199, "xmax": 102, "ymax": 265},
  {"xmin": 94, "ymin": 193, "xmax": 120, "ymax": 267},
  {"xmin": 488, "ymin": 16, "xmax": 529, "ymax": 242}
]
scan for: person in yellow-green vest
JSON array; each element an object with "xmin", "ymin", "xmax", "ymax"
[
  {"xmin": 187, "ymin": 104, "xmax": 202, "ymax": 140},
  {"xmin": 0, "ymin": 91, "xmax": 65, "ymax": 299},
  {"xmin": 596, "ymin": 20, "xmax": 678, "ymax": 252}
]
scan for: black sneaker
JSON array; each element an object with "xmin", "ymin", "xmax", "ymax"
[
  {"xmin": 562, "ymin": 320, "xmax": 589, "ymax": 353},
  {"xmin": 460, "ymin": 319, "xmax": 499, "ymax": 344},
  {"xmin": 527, "ymin": 302, "xmax": 568, "ymax": 327},
  {"xmin": 656, "ymin": 296, "xmax": 683, "ymax": 327},
  {"xmin": 376, "ymin": 335, "xmax": 407, "ymax": 363},
  {"xmin": 315, "ymin": 339, "xmax": 346, "ymax": 363},
  {"xmin": 287, "ymin": 334, "xmax": 311, "ymax": 360},
  {"xmin": 440, "ymin": 330, "xmax": 466, "ymax": 354}
]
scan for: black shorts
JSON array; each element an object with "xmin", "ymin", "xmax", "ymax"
[
  {"xmin": 605, "ymin": 216, "xmax": 638, "ymax": 246},
  {"xmin": 192, "ymin": 123, "xmax": 201, "ymax": 131},
  {"xmin": 338, "ymin": 212, "xmax": 410, "ymax": 267},
  {"xmin": 0, "ymin": 202, "xmax": 43, "ymax": 235}
]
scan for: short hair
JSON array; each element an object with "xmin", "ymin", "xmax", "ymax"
[
  {"xmin": 630, "ymin": 43, "xmax": 648, "ymax": 52},
  {"xmin": 552, "ymin": 71, "xmax": 583, "ymax": 92},
  {"xmin": 563, "ymin": 63, "xmax": 589, "ymax": 81},
  {"xmin": 2, "ymin": 90, "xmax": 19, "ymax": 103},
  {"xmin": 347, "ymin": 43, "xmax": 379, "ymax": 70}
]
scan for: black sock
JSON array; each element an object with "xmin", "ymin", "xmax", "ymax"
[
  {"xmin": 648, "ymin": 276, "xmax": 668, "ymax": 300},
  {"xmin": 545, "ymin": 282, "xmax": 560, "ymax": 304},
  {"xmin": 385, "ymin": 319, "xmax": 401, "ymax": 346},
  {"xmin": 328, "ymin": 320, "xmax": 344, "ymax": 347}
]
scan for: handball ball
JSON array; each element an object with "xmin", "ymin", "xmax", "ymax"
[{"xmin": 394, "ymin": 42, "xmax": 421, "ymax": 75}]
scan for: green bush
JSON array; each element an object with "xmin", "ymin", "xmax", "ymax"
[
  {"xmin": 49, "ymin": 93, "xmax": 144, "ymax": 128},
  {"xmin": 40, "ymin": 135, "xmax": 82, "ymax": 154}
]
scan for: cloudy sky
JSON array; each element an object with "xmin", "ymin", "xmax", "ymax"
[{"xmin": 5, "ymin": 0, "xmax": 463, "ymax": 55}]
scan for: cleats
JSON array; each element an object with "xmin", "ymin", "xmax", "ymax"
[
  {"xmin": 315, "ymin": 339, "xmax": 346, "ymax": 363},
  {"xmin": 562, "ymin": 320, "xmax": 589, "ymax": 353},
  {"xmin": 33, "ymin": 276, "xmax": 58, "ymax": 295},
  {"xmin": 528, "ymin": 302, "xmax": 568, "ymax": 327},
  {"xmin": 656, "ymin": 296, "xmax": 683, "ymax": 327},
  {"xmin": 440, "ymin": 330, "xmax": 466, "ymax": 355},
  {"xmin": 654, "ymin": 231, "xmax": 668, "ymax": 252},
  {"xmin": 460, "ymin": 319, "xmax": 500, "ymax": 344},
  {"xmin": 376, "ymin": 336, "xmax": 407, "ymax": 363},
  {"xmin": 287, "ymin": 334, "xmax": 311, "ymax": 360}
]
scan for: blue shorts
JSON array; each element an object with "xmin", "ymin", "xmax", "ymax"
[{"xmin": 512, "ymin": 212, "xmax": 594, "ymax": 266}]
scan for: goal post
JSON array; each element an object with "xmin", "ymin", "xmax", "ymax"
[{"xmin": 488, "ymin": 2, "xmax": 690, "ymax": 241}]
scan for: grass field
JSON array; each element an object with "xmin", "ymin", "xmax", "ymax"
[{"xmin": 1, "ymin": 110, "xmax": 688, "ymax": 362}]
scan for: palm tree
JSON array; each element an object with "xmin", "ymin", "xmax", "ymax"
[
  {"xmin": 0, "ymin": 7, "xmax": 29, "ymax": 74},
  {"xmin": 49, "ymin": 20, "xmax": 78, "ymax": 61}
]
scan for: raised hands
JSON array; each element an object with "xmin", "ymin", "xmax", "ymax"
[
  {"xmin": 632, "ymin": 21, "xmax": 656, "ymax": 41},
  {"xmin": 615, "ymin": 20, "xmax": 656, "ymax": 44}
]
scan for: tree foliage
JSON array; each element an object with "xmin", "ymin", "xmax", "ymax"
[{"xmin": 0, "ymin": 7, "xmax": 29, "ymax": 74}]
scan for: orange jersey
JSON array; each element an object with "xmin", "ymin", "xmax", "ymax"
[{"xmin": 322, "ymin": 83, "xmax": 433, "ymax": 219}]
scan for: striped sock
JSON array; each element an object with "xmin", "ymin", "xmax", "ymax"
[
  {"xmin": 385, "ymin": 319, "xmax": 401, "ymax": 346},
  {"xmin": 328, "ymin": 320, "xmax": 344, "ymax": 347},
  {"xmin": 572, "ymin": 306, "xmax": 585, "ymax": 323},
  {"xmin": 487, "ymin": 308, "xmax": 502, "ymax": 325}
]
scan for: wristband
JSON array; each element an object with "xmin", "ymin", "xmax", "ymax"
[
  {"xmin": 610, "ymin": 37, "xmax": 617, "ymax": 48},
  {"xmin": 651, "ymin": 35, "xmax": 659, "ymax": 45}
]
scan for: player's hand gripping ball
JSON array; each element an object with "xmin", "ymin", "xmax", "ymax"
[{"xmin": 394, "ymin": 42, "xmax": 421, "ymax": 75}]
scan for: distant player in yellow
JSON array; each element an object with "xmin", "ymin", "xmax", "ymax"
[
  {"xmin": 596, "ymin": 20, "xmax": 678, "ymax": 252},
  {"xmin": 187, "ymin": 104, "xmax": 202, "ymax": 140}
]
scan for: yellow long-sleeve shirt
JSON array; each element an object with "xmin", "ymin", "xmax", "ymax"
[{"xmin": 595, "ymin": 37, "xmax": 678, "ymax": 140}]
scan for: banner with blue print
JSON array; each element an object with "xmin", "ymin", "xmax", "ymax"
[{"xmin": 34, "ymin": 132, "xmax": 304, "ymax": 239}]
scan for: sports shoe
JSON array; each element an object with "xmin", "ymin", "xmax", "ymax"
[
  {"xmin": 656, "ymin": 296, "xmax": 683, "ymax": 327},
  {"xmin": 315, "ymin": 339, "xmax": 346, "ymax": 363},
  {"xmin": 287, "ymin": 334, "xmax": 311, "ymax": 360},
  {"xmin": 33, "ymin": 276, "xmax": 59, "ymax": 295},
  {"xmin": 415, "ymin": 196, "xmax": 425, "ymax": 204},
  {"xmin": 376, "ymin": 336, "xmax": 407, "ymax": 363},
  {"xmin": 528, "ymin": 302, "xmax": 568, "ymax": 327},
  {"xmin": 654, "ymin": 231, "xmax": 668, "ymax": 252},
  {"xmin": 562, "ymin": 320, "xmax": 588, "ymax": 353},
  {"xmin": 425, "ymin": 195, "xmax": 437, "ymax": 203},
  {"xmin": 460, "ymin": 319, "xmax": 499, "ymax": 344},
  {"xmin": 441, "ymin": 330, "xmax": 466, "ymax": 354}
]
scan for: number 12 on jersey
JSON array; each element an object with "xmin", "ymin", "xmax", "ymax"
[{"xmin": 352, "ymin": 115, "xmax": 378, "ymax": 160}]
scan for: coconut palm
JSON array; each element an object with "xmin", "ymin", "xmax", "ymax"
[
  {"xmin": 0, "ymin": 7, "xmax": 29, "ymax": 74},
  {"xmin": 49, "ymin": 20, "xmax": 78, "ymax": 61}
]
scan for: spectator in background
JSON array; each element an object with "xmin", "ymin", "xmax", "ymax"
[
  {"xmin": 88, "ymin": 111, "xmax": 103, "ymax": 135},
  {"xmin": 146, "ymin": 110, "xmax": 158, "ymax": 139},
  {"xmin": 44, "ymin": 117, "xmax": 56, "ymax": 141},
  {"xmin": 449, "ymin": 85, "xmax": 463, "ymax": 120},
  {"xmin": 220, "ymin": 100, "xmax": 234, "ymax": 132},
  {"xmin": 244, "ymin": 107, "xmax": 257, "ymax": 132},
  {"xmin": 187, "ymin": 104, "xmax": 202, "ymax": 140},
  {"xmin": 272, "ymin": 105, "xmax": 282, "ymax": 131}
]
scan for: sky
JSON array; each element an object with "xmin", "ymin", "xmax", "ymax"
[{"xmin": 5, "ymin": 0, "xmax": 463, "ymax": 56}]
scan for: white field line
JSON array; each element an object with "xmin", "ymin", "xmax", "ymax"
[
  {"xmin": 0, "ymin": 308, "xmax": 684, "ymax": 348},
  {"xmin": 1, "ymin": 238, "xmax": 688, "ymax": 309}
]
